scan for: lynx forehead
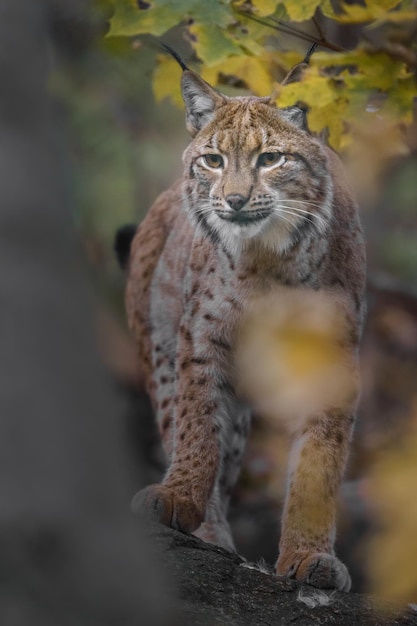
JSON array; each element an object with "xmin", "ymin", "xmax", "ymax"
[{"xmin": 121, "ymin": 62, "xmax": 366, "ymax": 593}]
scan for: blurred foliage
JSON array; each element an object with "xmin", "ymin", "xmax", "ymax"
[
  {"xmin": 54, "ymin": 36, "xmax": 185, "ymax": 242},
  {"xmin": 107, "ymin": 0, "xmax": 417, "ymax": 150},
  {"xmin": 237, "ymin": 289, "xmax": 357, "ymax": 422},
  {"xmin": 368, "ymin": 405, "xmax": 417, "ymax": 604},
  {"xmin": 52, "ymin": 29, "xmax": 186, "ymax": 314},
  {"xmin": 373, "ymin": 158, "xmax": 417, "ymax": 284}
]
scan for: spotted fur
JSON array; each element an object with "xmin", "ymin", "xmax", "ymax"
[{"xmin": 124, "ymin": 69, "xmax": 366, "ymax": 591}]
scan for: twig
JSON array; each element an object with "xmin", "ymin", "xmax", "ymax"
[
  {"xmin": 240, "ymin": 12, "xmax": 346, "ymax": 53},
  {"xmin": 312, "ymin": 15, "xmax": 326, "ymax": 41}
]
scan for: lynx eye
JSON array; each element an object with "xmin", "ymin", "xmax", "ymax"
[
  {"xmin": 257, "ymin": 152, "xmax": 286, "ymax": 168},
  {"xmin": 203, "ymin": 154, "xmax": 224, "ymax": 169}
]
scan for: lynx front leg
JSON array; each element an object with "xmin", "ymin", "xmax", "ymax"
[
  {"xmin": 134, "ymin": 325, "xmax": 220, "ymax": 534},
  {"xmin": 276, "ymin": 409, "xmax": 354, "ymax": 591}
]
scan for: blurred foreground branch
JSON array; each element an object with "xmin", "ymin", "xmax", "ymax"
[{"xmin": 0, "ymin": 0, "xmax": 178, "ymax": 623}]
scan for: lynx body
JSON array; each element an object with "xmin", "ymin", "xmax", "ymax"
[{"xmin": 123, "ymin": 68, "xmax": 366, "ymax": 591}]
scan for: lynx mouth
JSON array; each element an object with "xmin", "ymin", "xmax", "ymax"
[{"xmin": 215, "ymin": 210, "xmax": 271, "ymax": 225}]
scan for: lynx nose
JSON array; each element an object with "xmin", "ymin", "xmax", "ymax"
[{"xmin": 226, "ymin": 193, "xmax": 248, "ymax": 212}]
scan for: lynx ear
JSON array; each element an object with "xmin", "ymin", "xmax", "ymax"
[
  {"xmin": 181, "ymin": 70, "xmax": 225, "ymax": 136},
  {"xmin": 279, "ymin": 106, "xmax": 308, "ymax": 131}
]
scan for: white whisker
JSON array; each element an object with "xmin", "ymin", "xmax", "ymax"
[
  {"xmin": 274, "ymin": 211, "xmax": 302, "ymax": 239},
  {"xmin": 283, "ymin": 198, "xmax": 326, "ymax": 211},
  {"xmin": 276, "ymin": 206, "xmax": 320, "ymax": 230},
  {"xmin": 276, "ymin": 203, "xmax": 336, "ymax": 242},
  {"xmin": 278, "ymin": 203, "xmax": 326, "ymax": 221},
  {"xmin": 282, "ymin": 199, "xmax": 336, "ymax": 237}
]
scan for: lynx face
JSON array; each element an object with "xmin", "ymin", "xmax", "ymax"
[{"xmin": 181, "ymin": 77, "xmax": 333, "ymax": 255}]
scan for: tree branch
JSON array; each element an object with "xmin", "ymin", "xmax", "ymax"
[{"xmin": 239, "ymin": 11, "xmax": 346, "ymax": 53}]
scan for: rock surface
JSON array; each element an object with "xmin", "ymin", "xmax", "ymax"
[{"xmin": 147, "ymin": 521, "xmax": 417, "ymax": 626}]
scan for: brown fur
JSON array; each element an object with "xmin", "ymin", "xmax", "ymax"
[{"xmin": 124, "ymin": 70, "xmax": 366, "ymax": 591}]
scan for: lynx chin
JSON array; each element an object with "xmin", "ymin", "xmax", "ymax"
[{"xmin": 117, "ymin": 62, "xmax": 366, "ymax": 592}]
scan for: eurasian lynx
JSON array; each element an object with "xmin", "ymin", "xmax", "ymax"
[{"xmin": 118, "ymin": 64, "xmax": 366, "ymax": 591}]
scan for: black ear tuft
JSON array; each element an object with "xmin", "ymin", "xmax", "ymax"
[
  {"xmin": 114, "ymin": 224, "xmax": 137, "ymax": 270},
  {"xmin": 159, "ymin": 42, "xmax": 189, "ymax": 71}
]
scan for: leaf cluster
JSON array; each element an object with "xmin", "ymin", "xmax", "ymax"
[{"xmin": 107, "ymin": 0, "xmax": 417, "ymax": 150}]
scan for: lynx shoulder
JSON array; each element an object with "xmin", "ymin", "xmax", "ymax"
[{"xmin": 119, "ymin": 64, "xmax": 366, "ymax": 592}]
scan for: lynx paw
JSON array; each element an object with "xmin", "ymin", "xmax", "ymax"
[
  {"xmin": 131, "ymin": 484, "xmax": 203, "ymax": 533},
  {"xmin": 277, "ymin": 551, "xmax": 351, "ymax": 592}
]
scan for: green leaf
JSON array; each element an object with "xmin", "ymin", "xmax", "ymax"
[
  {"xmin": 108, "ymin": 0, "xmax": 236, "ymax": 38},
  {"xmin": 108, "ymin": 0, "xmax": 180, "ymax": 36},
  {"xmin": 188, "ymin": 1, "xmax": 236, "ymax": 26},
  {"xmin": 313, "ymin": 50, "xmax": 405, "ymax": 91},
  {"xmin": 189, "ymin": 23, "xmax": 241, "ymax": 66},
  {"xmin": 227, "ymin": 11, "xmax": 277, "ymax": 56}
]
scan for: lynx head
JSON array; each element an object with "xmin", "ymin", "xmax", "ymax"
[{"xmin": 180, "ymin": 70, "xmax": 333, "ymax": 256}]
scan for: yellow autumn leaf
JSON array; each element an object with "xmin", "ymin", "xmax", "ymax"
[
  {"xmin": 251, "ymin": 0, "xmax": 281, "ymax": 17},
  {"xmin": 307, "ymin": 99, "xmax": 348, "ymax": 150},
  {"xmin": 312, "ymin": 49, "xmax": 408, "ymax": 96},
  {"xmin": 201, "ymin": 54, "xmax": 274, "ymax": 96},
  {"xmin": 328, "ymin": 0, "xmax": 406, "ymax": 23},
  {"xmin": 277, "ymin": 69, "xmax": 341, "ymax": 109},
  {"xmin": 152, "ymin": 55, "xmax": 183, "ymax": 108},
  {"xmin": 281, "ymin": 0, "xmax": 322, "ymax": 21},
  {"xmin": 200, "ymin": 65, "xmax": 219, "ymax": 88},
  {"xmin": 313, "ymin": 49, "xmax": 402, "ymax": 86},
  {"xmin": 277, "ymin": 50, "xmax": 305, "ymax": 71},
  {"xmin": 320, "ymin": 0, "xmax": 337, "ymax": 18}
]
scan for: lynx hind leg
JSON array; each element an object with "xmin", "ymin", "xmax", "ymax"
[
  {"xmin": 193, "ymin": 486, "xmax": 235, "ymax": 552},
  {"xmin": 277, "ymin": 409, "xmax": 354, "ymax": 592},
  {"xmin": 194, "ymin": 404, "xmax": 251, "ymax": 552}
]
